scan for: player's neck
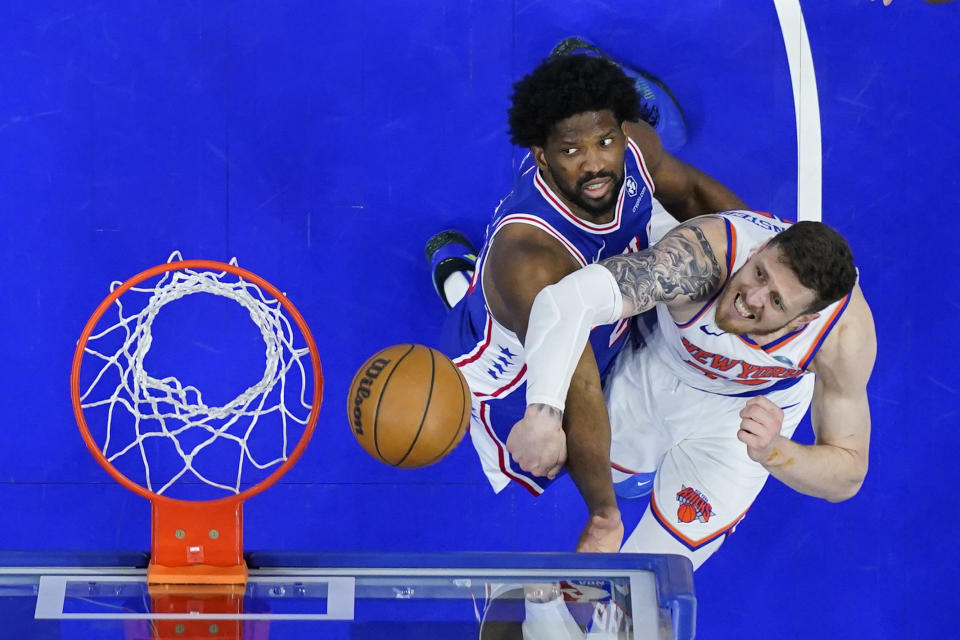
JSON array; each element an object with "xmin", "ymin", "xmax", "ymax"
[{"xmin": 744, "ymin": 322, "xmax": 806, "ymax": 345}]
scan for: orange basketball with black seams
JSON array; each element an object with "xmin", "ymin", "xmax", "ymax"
[{"xmin": 348, "ymin": 344, "xmax": 470, "ymax": 468}]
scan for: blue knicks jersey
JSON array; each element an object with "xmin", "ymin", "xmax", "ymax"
[{"xmin": 449, "ymin": 137, "xmax": 656, "ymax": 402}]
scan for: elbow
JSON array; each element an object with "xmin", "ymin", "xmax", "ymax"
[
  {"xmin": 817, "ymin": 445, "xmax": 868, "ymax": 503},
  {"xmin": 825, "ymin": 465, "xmax": 868, "ymax": 503},
  {"xmin": 825, "ymin": 480, "xmax": 862, "ymax": 503}
]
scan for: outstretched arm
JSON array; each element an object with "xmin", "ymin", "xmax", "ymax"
[
  {"xmin": 524, "ymin": 216, "xmax": 729, "ymax": 411},
  {"xmin": 737, "ymin": 287, "xmax": 876, "ymax": 501},
  {"xmin": 483, "ymin": 224, "xmax": 620, "ymax": 533},
  {"xmin": 624, "ymin": 120, "xmax": 747, "ymax": 221},
  {"xmin": 483, "ymin": 224, "xmax": 578, "ymax": 480},
  {"xmin": 513, "ymin": 216, "xmax": 727, "ymax": 551},
  {"xmin": 565, "ymin": 342, "xmax": 623, "ymax": 552}
]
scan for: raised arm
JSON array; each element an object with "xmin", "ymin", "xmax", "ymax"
[
  {"xmin": 738, "ymin": 287, "xmax": 876, "ymax": 501},
  {"xmin": 524, "ymin": 216, "xmax": 729, "ymax": 411},
  {"xmin": 483, "ymin": 223, "xmax": 621, "ymax": 536},
  {"xmin": 623, "ymin": 120, "xmax": 747, "ymax": 221}
]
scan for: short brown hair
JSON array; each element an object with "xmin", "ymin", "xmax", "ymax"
[{"xmin": 769, "ymin": 221, "xmax": 857, "ymax": 313}]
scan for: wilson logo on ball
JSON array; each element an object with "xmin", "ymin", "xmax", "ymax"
[
  {"xmin": 351, "ymin": 357, "xmax": 390, "ymax": 435},
  {"xmin": 347, "ymin": 344, "xmax": 470, "ymax": 468}
]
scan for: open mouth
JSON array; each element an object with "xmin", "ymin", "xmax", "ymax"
[
  {"xmin": 580, "ymin": 177, "xmax": 612, "ymax": 199},
  {"xmin": 734, "ymin": 293, "xmax": 756, "ymax": 320}
]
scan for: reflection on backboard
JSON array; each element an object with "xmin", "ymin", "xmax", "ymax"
[{"xmin": 0, "ymin": 552, "xmax": 696, "ymax": 639}]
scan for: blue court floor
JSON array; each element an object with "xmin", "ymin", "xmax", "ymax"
[{"xmin": 0, "ymin": 1, "xmax": 958, "ymax": 638}]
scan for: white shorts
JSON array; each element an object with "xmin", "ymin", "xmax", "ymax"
[{"xmin": 605, "ymin": 340, "xmax": 815, "ymax": 569}]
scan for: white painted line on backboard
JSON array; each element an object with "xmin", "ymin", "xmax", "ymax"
[
  {"xmin": 774, "ymin": 0, "xmax": 822, "ymax": 222},
  {"xmin": 34, "ymin": 576, "xmax": 67, "ymax": 621},
  {"xmin": 35, "ymin": 575, "xmax": 356, "ymax": 621}
]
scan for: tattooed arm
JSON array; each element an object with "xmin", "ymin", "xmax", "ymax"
[
  {"xmin": 603, "ymin": 217, "xmax": 726, "ymax": 318},
  {"xmin": 523, "ymin": 216, "xmax": 730, "ymax": 412},
  {"xmin": 510, "ymin": 216, "xmax": 729, "ymax": 550}
]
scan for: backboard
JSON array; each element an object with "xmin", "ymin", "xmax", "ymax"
[{"xmin": 0, "ymin": 551, "xmax": 695, "ymax": 639}]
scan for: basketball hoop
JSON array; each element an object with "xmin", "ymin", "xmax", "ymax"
[{"xmin": 70, "ymin": 254, "xmax": 323, "ymax": 586}]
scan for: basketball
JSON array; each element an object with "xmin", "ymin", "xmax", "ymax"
[{"xmin": 348, "ymin": 344, "xmax": 470, "ymax": 468}]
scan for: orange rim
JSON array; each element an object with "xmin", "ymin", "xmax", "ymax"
[{"xmin": 70, "ymin": 259, "xmax": 323, "ymax": 507}]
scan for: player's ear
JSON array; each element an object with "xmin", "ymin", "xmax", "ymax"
[{"xmin": 531, "ymin": 145, "xmax": 547, "ymax": 171}]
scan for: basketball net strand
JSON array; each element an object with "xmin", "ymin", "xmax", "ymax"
[{"xmin": 79, "ymin": 251, "xmax": 312, "ymax": 496}]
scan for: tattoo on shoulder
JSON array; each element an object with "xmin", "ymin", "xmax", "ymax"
[{"xmin": 602, "ymin": 224, "xmax": 723, "ymax": 313}]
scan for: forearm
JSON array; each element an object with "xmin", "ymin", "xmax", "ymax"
[
  {"xmin": 763, "ymin": 436, "xmax": 867, "ymax": 502},
  {"xmin": 525, "ymin": 264, "xmax": 623, "ymax": 410},
  {"xmin": 659, "ymin": 167, "xmax": 746, "ymax": 222},
  {"xmin": 562, "ymin": 354, "xmax": 618, "ymax": 518}
]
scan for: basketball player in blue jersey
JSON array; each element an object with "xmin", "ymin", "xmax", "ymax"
[
  {"xmin": 515, "ymin": 213, "xmax": 877, "ymax": 568},
  {"xmin": 428, "ymin": 50, "xmax": 746, "ymax": 553}
]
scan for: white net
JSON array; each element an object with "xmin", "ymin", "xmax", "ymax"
[{"xmin": 77, "ymin": 252, "xmax": 315, "ymax": 498}]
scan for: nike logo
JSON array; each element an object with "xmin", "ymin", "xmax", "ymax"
[{"xmin": 699, "ymin": 325, "xmax": 725, "ymax": 337}]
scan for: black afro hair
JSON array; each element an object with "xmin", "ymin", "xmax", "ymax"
[{"xmin": 508, "ymin": 54, "xmax": 641, "ymax": 148}]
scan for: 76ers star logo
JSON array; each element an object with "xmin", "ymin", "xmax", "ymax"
[{"xmin": 676, "ymin": 485, "xmax": 714, "ymax": 523}]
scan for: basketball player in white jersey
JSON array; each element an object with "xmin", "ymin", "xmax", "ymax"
[{"xmin": 512, "ymin": 211, "xmax": 876, "ymax": 568}]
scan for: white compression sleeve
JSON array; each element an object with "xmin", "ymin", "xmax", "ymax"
[{"xmin": 524, "ymin": 264, "xmax": 623, "ymax": 411}]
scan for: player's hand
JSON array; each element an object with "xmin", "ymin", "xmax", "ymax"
[
  {"xmin": 737, "ymin": 396, "xmax": 785, "ymax": 465},
  {"xmin": 506, "ymin": 403, "xmax": 566, "ymax": 478},
  {"xmin": 575, "ymin": 510, "xmax": 623, "ymax": 553}
]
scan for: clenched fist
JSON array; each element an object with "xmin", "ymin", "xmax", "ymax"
[
  {"xmin": 737, "ymin": 396, "xmax": 785, "ymax": 465},
  {"xmin": 506, "ymin": 403, "xmax": 567, "ymax": 479}
]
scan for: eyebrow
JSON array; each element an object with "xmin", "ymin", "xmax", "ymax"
[
  {"xmin": 596, "ymin": 128, "xmax": 618, "ymax": 141},
  {"xmin": 556, "ymin": 128, "xmax": 619, "ymax": 146}
]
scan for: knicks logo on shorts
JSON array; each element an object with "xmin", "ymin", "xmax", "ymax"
[{"xmin": 676, "ymin": 485, "xmax": 714, "ymax": 524}]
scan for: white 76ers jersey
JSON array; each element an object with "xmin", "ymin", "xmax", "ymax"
[{"xmin": 649, "ymin": 211, "xmax": 851, "ymax": 398}]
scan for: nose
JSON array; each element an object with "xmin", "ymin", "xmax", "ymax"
[
  {"xmin": 744, "ymin": 286, "xmax": 767, "ymax": 310},
  {"xmin": 581, "ymin": 146, "xmax": 603, "ymax": 174}
]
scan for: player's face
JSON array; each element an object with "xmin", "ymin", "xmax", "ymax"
[
  {"xmin": 715, "ymin": 245, "xmax": 819, "ymax": 336},
  {"xmin": 533, "ymin": 110, "xmax": 626, "ymax": 220}
]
